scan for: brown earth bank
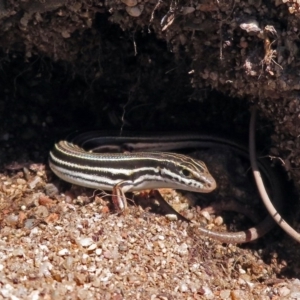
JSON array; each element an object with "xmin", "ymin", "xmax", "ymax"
[{"xmin": 0, "ymin": 0, "xmax": 300, "ymax": 299}]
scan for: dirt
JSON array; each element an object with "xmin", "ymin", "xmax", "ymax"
[{"xmin": 0, "ymin": 0, "xmax": 300, "ymax": 298}]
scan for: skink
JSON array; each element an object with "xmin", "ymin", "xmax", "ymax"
[{"xmin": 49, "ymin": 131, "xmax": 283, "ymax": 243}]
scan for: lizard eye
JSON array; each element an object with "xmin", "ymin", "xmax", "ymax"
[{"xmin": 181, "ymin": 168, "xmax": 192, "ymax": 177}]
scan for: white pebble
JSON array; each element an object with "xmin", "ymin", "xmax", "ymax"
[
  {"xmin": 291, "ymin": 292, "xmax": 300, "ymax": 298},
  {"xmin": 179, "ymin": 283, "xmax": 188, "ymax": 292},
  {"xmin": 96, "ymin": 248, "xmax": 102, "ymax": 255},
  {"xmin": 126, "ymin": 5, "xmax": 143, "ymax": 17},
  {"xmin": 17, "ymin": 178, "xmax": 26, "ymax": 185},
  {"xmin": 87, "ymin": 244, "xmax": 97, "ymax": 251},
  {"xmin": 200, "ymin": 210, "xmax": 211, "ymax": 220},
  {"xmin": 82, "ymin": 253, "xmax": 89, "ymax": 259},
  {"xmin": 1, "ymin": 284, "xmax": 14, "ymax": 298},
  {"xmin": 79, "ymin": 237, "xmax": 94, "ymax": 247},
  {"xmin": 165, "ymin": 214, "xmax": 178, "ymax": 221},
  {"xmin": 58, "ymin": 248, "xmax": 70, "ymax": 256},
  {"xmin": 214, "ymin": 216, "xmax": 224, "ymax": 226},
  {"xmin": 116, "ymin": 222, "xmax": 123, "ymax": 227}
]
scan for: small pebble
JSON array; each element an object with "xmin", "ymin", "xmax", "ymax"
[
  {"xmin": 24, "ymin": 218, "xmax": 36, "ymax": 229},
  {"xmin": 87, "ymin": 243, "xmax": 97, "ymax": 251},
  {"xmin": 200, "ymin": 210, "xmax": 211, "ymax": 221},
  {"xmin": 214, "ymin": 216, "xmax": 224, "ymax": 226},
  {"xmin": 96, "ymin": 248, "xmax": 102, "ymax": 255},
  {"xmin": 29, "ymin": 176, "xmax": 41, "ymax": 189},
  {"xmin": 45, "ymin": 183, "xmax": 59, "ymax": 197},
  {"xmin": 12, "ymin": 248, "xmax": 25, "ymax": 257},
  {"xmin": 126, "ymin": 5, "xmax": 143, "ymax": 17},
  {"xmin": 79, "ymin": 237, "xmax": 94, "ymax": 247},
  {"xmin": 179, "ymin": 283, "xmax": 188, "ymax": 292},
  {"xmin": 16, "ymin": 178, "xmax": 26, "ymax": 185},
  {"xmin": 58, "ymin": 248, "xmax": 70, "ymax": 256},
  {"xmin": 278, "ymin": 286, "xmax": 290, "ymax": 297},
  {"xmin": 5, "ymin": 214, "xmax": 18, "ymax": 227},
  {"xmin": 165, "ymin": 214, "xmax": 178, "ymax": 221},
  {"xmin": 291, "ymin": 291, "xmax": 300, "ymax": 299},
  {"xmin": 220, "ymin": 289, "xmax": 231, "ymax": 299}
]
